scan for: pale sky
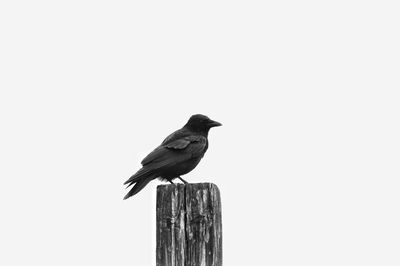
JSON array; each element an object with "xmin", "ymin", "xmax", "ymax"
[{"xmin": 1, "ymin": 1, "xmax": 399, "ymax": 265}]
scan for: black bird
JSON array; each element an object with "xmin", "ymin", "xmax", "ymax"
[{"xmin": 123, "ymin": 114, "xmax": 222, "ymax": 200}]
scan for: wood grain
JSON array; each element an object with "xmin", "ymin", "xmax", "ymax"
[{"xmin": 156, "ymin": 183, "xmax": 222, "ymax": 266}]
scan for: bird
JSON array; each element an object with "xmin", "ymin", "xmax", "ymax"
[{"xmin": 123, "ymin": 114, "xmax": 222, "ymax": 200}]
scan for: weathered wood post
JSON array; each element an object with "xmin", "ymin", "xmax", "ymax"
[{"xmin": 156, "ymin": 183, "xmax": 222, "ymax": 266}]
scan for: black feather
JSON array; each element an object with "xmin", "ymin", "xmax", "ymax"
[{"xmin": 123, "ymin": 177, "xmax": 153, "ymax": 200}]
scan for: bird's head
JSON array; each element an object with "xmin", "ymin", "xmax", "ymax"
[{"xmin": 184, "ymin": 114, "xmax": 222, "ymax": 133}]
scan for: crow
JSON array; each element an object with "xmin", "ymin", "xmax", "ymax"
[{"xmin": 123, "ymin": 114, "xmax": 222, "ymax": 200}]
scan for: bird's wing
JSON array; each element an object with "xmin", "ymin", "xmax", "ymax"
[
  {"xmin": 164, "ymin": 138, "xmax": 191, "ymax": 149},
  {"xmin": 141, "ymin": 135, "xmax": 207, "ymax": 167},
  {"xmin": 161, "ymin": 128, "xmax": 188, "ymax": 145},
  {"xmin": 181, "ymin": 136, "xmax": 208, "ymax": 159}
]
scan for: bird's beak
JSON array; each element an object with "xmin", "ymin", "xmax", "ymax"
[{"xmin": 208, "ymin": 120, "xmax": 222, "ymax": 127}]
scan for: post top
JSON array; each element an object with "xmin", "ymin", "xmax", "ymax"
[
  {"xmin": 157, "ymin": 182, "xmax": 219, "ymax": 189},
  {"xmin": 156, "ymin": 182, "xmax": 221, "ymax": 195}
]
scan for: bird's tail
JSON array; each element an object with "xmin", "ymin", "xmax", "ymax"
[
  {"xmin": 124, "ymin": 167, "xmax": 153, "ymax": 187},
  {"xmin": 123, "ymin": 177, "xmax": 153, "ymax": 200}
]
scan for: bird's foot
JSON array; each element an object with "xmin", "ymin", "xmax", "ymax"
[{"xmin": 178, "ymin": 176, "xmax": 189, "ymax": 184}]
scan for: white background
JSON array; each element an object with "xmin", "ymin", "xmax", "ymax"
[{"xmin": 1, "ymin": 1, "xmax": 399, "ymax": 265}]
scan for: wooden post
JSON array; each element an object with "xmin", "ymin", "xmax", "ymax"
[{"xmin": 156, "ymin": 183, "xmax": 222, "ymax": 266}]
